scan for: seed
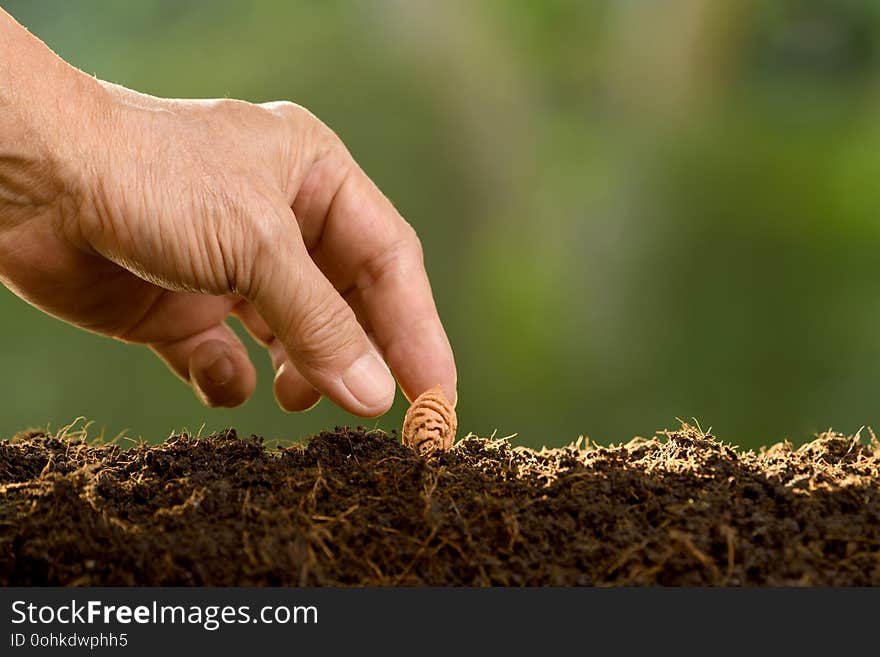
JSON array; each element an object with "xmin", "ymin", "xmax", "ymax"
[{"xmin": 402, "ymin": 386, "xmax": 457, "ymax": 454}]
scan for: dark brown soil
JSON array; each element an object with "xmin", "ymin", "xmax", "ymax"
[{"xmin": 1, "ymin": 423, "xmax": 879, "ymax": 586}]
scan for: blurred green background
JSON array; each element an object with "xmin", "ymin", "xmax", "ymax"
[{"xmin": 3, "ymin": 0, "xmax": 880, "ymax": 449}]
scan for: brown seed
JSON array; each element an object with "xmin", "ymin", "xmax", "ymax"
[{"xmin": 402, "ymin": 386, "xmax": 457, "ymax": 454}]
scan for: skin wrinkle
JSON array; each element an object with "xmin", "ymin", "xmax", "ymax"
[
  {"xmin": 285, "ymin": 285, "xmax": 362, "ymax": 370},
  {"xmin": 213, "ymin": 212, "xmax": 238, "ymax": 297},
  {"xmin": 192, "ymin": 189, "xmax": 226, "ymax": 294},
  {"xmin": 0, "ymin": 154, "xmax": 50, "ymax": 207},
  {"xmin": 355, "ymin": 231, "xmax": 421, "ymax": 300},
  {"xmin": 80, "ymin": 166, "xmax": 129, "ymax": 265},
  {"xmin": 228, "ymin": 187, "xmax": 289, "ymax": 296}
]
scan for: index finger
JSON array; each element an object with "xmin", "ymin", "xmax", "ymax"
[{"xmin": 293, "ymin": 152, "xmax": 457, "ymax": 405}]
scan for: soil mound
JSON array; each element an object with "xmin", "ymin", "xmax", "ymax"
[{"xmin": 2, "ymin": 424, "xmax": 878, "ymax": 585}]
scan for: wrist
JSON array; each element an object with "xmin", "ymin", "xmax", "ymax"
[{"xmin": 0, "ymin": 8, "xmax": 111, "ymax": 228}]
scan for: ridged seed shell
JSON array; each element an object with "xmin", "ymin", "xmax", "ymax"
[{"xmin": 402, "ymin": 386, "xmax": 456, "ymax": 453}]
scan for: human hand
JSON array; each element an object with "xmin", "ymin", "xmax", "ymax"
[{"xmin": 0, "ymin": 10, "xmax": 456, "ymax": 416}]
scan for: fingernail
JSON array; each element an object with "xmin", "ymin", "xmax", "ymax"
[
  {"xmin": 204, "ymin": 354, "xmax": 234, "ymax": 386},
  {"xmin": 341, "ymin": 352, "xmax": 395, "ymax": 411}
]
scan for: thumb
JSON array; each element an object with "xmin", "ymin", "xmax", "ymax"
[{"xmin": 243, "ymin": 204, "xmax": 396, "ymax": 417}]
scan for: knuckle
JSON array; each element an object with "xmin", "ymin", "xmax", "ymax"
[
  {"xmin": 260, "ymin": 101, "xmax": 324, "ymax": 140},
  {"xmin": 257, "ymin": 100, "xmax": 346, "ymax": 180},
  {"xmin": 358, "ymin": 225, "xmax": 424, "ymax": 291},
  {"xmin": 208, "ymin": 97, "xmax": 250, "ymax": 115},
  {"xmin": 260, "ymin": 100, "xmax": 307, "ymax": 121},
  {"xmin": 402, "ymin": 223, "xmax": 424, "ymax": 262}
]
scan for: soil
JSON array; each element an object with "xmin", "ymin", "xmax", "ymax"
[{"xmin": 1, "ymin": 423, "xmax": 879, "ymax": 586}]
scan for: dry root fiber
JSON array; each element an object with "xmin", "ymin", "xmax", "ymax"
[{"xmin": 2, "ymin": 423, "xmax": 880, "ymax": 586}]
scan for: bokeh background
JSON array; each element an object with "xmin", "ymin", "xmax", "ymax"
[{"xmin": 3, "ymin": 0, "xmax": 880, "ymax": 449}]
